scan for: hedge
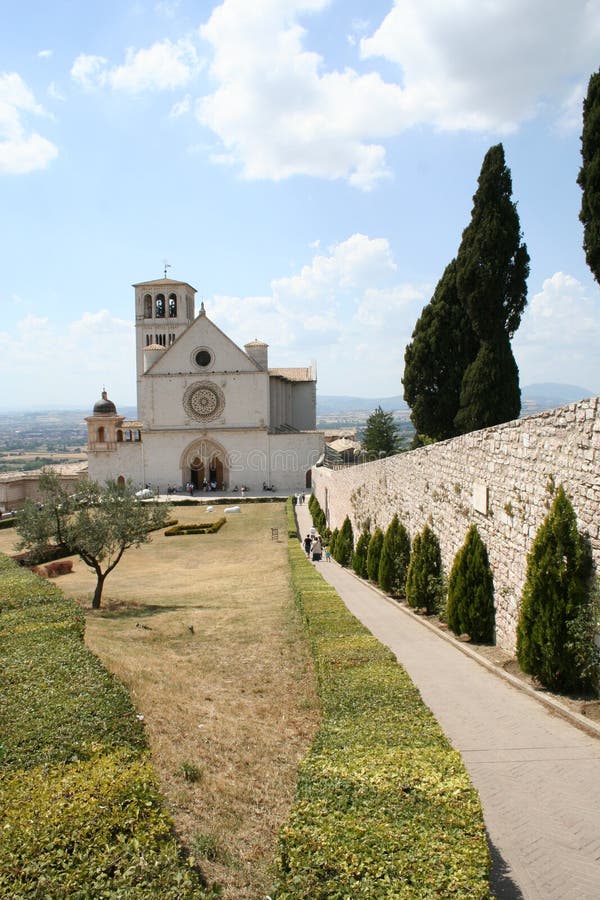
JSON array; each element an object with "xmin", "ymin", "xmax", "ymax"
[
  {"xmin": 0, "ymin": 516, "xmax": 17, "ymax": 530},
  {"xmin": 0, "ymin": 554, "xmax": 219, "ymax": 897},
  {"xmin": 274, "ymin": 502, "xmax": 490, "ymax": 898},
  {"xmin": 164, "ymin": 517, "xmax": 226, "ymax": 536}
]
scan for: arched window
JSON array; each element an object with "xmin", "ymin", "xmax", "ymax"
[
  {"xmin": 168, "ymin": 293, "xmax": 177, "ymax": 317},
  {"xmin": 116, "ymin": 429, "xmax": 123, "ymax": 442},
  {"xmin": 143, "ymin": 294, "xmax": 152, "ymax": 318},
  {"xmin": 155, "ymin": 294, "xmax": 165, "ymax": 318},
  {"xmin": 117, "ymin": 475, "xmax": 126, "ymax": 487},
  {"xmin": 145, "ymin": 334, "xmax": 152, "ymax": 346},
  {"xmin": 135, "ymin": 430, "xmax": 142, "ymax": 442},
  {"xmin": 97, "ymin": 426, "xmax": 105, "ymax": 442}
]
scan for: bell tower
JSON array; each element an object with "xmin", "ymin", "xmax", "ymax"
[{"xmin": 133, "ymin": 277, "xmax": 197, "ymax": 411}]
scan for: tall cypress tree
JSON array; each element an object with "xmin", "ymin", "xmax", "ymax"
[
  {"xmin": 454, "ymin": 144, "xmax": 529, "ymax": 430},
  {"xmin": 578, "ymin": 68, "xmax": 600, "ymax": 285},
  {"xmin": 352, "ymin": 527, "xmax": 371, "ymax": 579},
  {"xmin": 403, "ymin": 260, "xmax": 478, "ymax": 442}
]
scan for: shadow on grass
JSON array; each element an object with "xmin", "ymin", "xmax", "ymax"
[{"xmin": 88, "ymin": 601, "xmax": 217, "ymax": 620}]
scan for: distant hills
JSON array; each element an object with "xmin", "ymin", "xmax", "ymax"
[{"xmin": 317, "ymin": 383, "xmax": 595, "ymax": 420}]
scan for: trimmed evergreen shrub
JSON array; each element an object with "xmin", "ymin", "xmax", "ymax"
[
  {"xmin": 447, "ymin": 525, "xmax": 495, "ymax": 643},
  {"xmin": 406, "ymin": 525, "xmax": 443, "ymax": 613},
  {"xmin": 328, "ymin": 527, "xmax": 339, "ymax": 558},
  {"xmin": 366, "ymin": 527, "xmax": 384, "ymax": 583},
  {"xmin": 516, "ymin": 486, "xmax": 593, "ymax": 692},
  {"xmin": 378, "ymin": 514, "xmax": 411, "ymax": 597},
  {"xmin": 164, "ymin": 518, "xmax": 226, "ymax": 535},
  {"xmin": 352, "ymin": 527, "xmax": 371, "ymax": 579},
  {"xmin": 334, "ymin": 516, "xmax": 354, "ymax": 567}
]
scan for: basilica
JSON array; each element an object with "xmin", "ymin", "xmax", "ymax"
[{"xmin": 86, "ymin": 277, "xmax": 323, "ymax": 493}]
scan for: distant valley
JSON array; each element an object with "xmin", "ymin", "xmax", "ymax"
[{"xmin": 316, "ymin": 383, "xmax": 595, "ymax": 424}]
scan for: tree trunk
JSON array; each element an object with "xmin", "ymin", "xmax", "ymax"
[{"xmin": 92, "ymin": 573, "xmax": 106, "ymax": 609}]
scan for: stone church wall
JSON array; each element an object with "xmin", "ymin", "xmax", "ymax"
[{"xmin": 312, "ymin": 396, "xmax": 600, "ymax": 651}]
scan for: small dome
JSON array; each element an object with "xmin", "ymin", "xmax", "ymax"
[{"xmin": 93, "ymin": 389, "xmax": 117, "ymax": 415}]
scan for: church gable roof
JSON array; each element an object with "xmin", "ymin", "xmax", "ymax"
[{"xmin": 145, "ymin": 309, "xmax": 262, "ymax": 376}]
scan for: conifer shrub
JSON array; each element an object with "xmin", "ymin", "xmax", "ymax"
[
  {"xmin": 352, "ymin": 527, "xmax": 371, "ymax": 578},
  {"xmin": 447, "ymin": 525, "xmax": 495, "ymax": 643},
  {"xmin": 516, "ymin": 486, "xmax": 593, "ymax": 692},
  {"xmin": 328, "ymin": 527, "xmax": 339, "ymax": 558},
  {"xmin": 366, "ymin": 527, "xmax": 384, "ymax": 583},
  {"xmin": 378, "ymin": 514, "xmax": 411, "ymax": 597},
  {"xmin": 334, "ymin": 516, "xmax": 354, "ymax": 567},
  {"xmin": 406, "ymin": 525, "xmax": 443, "ymax": 613}
]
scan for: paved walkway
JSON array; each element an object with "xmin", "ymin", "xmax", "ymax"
[{"xmin": 296, "ymin": 505, "xmax": 600, "ymax": 899}]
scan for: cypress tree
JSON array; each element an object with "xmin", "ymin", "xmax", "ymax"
[
  {"xmin": 454, "ymin": 334, "xmax": 521, "ymax": 433},
  {"xmin": 578, "ymin": 68, "xmax": 600, "ymax": 284},
  {"xmin": 405, "ymin": 525, "xmax": 442, "ymax": 614},
  {"xmin": 334, "ymin": 516, "xmax": 354, "ymax": 567},
  {"xmin": 403, "ymin": 260, "xmax": 478, "ymax": 442},
  {"xmin": 352, "ymin": 527, "xmax": 371, "ymax": 579},
  {"xmin": 329, "ymin": 527, "xmax": 339, "ymax": 559},
  {"xmin": 455, "ymin": 144, "xmax": 529, "ymax": 430},
  {"xmin": 447, "ymin": 525, "xmax": 495, "ymax": 643},
  {"xmin": 366, "ymin": 528, "xmax": 384, "ymax": 583},
  {"xmin": 516, "ymin": 486, "xmax": 592, "ymax": 692},
  {"xmin": 378, "ymin": 514, "xmax": 411, "ymax": 597}
]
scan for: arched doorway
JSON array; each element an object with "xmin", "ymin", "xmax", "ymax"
[{"xmin": 181, "ymin": 439, "xmax": 228, "ymax": 491}]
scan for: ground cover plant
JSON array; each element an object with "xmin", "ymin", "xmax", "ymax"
[
  {"xmin": 275, "ymin": 512, "xmax": 490, "ymax": 898},
  {"xmin": 3, "ymin": 501, "xmax": 320, "ymax": 899},
  {"xmin": 0, "ymin": 555, "xmax": 217, "ymax": 898}
]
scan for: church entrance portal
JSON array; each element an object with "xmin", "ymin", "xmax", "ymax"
[{"xmin": 188, "ymin": 453, "xmax": 225, "ymax": 490}]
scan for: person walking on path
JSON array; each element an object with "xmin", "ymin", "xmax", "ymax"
[
  {"xmin": 295, "ymin": 500, "xmax": 600, "ymax": 899},
  {"xmin": 303, "ymin": 534, "xmax": 312, "ymax": 556}
]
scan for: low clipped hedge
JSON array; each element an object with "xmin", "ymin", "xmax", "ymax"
[
  {"xmin": 164, "ymin": 517, "xmax": 226, "ymax": 536},
  {"xmin": 275, "ymin": 505, "xmax": 490, "ymax": 898},
  {"xmin": 0, "ymin": 554, "xmax": 219, "ymax": 898},
  {"xmin": 286, "ymin": 496, "xmax": 298, "ymax": 538},
  {"xmin": 0, "ymin": 516, "xmax": 17, "ymax": 530}
]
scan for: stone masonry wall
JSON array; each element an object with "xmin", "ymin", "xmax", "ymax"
[{"xmin": 313, "ymin": 396, "xmax": 600, "ymax": 651}]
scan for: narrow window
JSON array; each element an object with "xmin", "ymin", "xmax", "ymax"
[
  {"xmin": 117, "ymin": 429, "xmax": 123, "ymax": 442},
  {"xmin": 168, "ymin": 293, "xmax": 177, "ymax": 317},
  {"xmin": 143, "ymin": 294, "xmax": 152, "ymax": 318},
  {"xmin": 146, "ymin": 334, "xmax": 152, "ymax": 346},
  {"xmin": 155, "ymin": 294, "xmax": 165, "ymax": 318},
  {"xmin": 97, "ymin": 426, "xmax": 105, "ymax": 442}
]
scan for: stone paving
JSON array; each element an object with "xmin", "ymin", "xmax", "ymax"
[{"xmin": 296, "ymin": 504, "xmax": 600, "ymax": 900}]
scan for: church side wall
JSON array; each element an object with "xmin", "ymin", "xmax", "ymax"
[{"xmin": 312, "ymin": 397, "xmax": 600, "ymax": 651}]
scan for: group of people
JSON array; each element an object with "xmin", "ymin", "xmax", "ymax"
[{"xmin": 303, "ymin": 530, "xmax": 329, "ymax": 562}]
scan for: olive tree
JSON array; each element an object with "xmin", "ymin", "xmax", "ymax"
[{"xmin": 16, "ymin": 471, "xmax": 170, "ymax": 609}]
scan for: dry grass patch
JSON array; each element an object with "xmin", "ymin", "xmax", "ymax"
[{"xmin": 23, "ymin": 501, "xmax": 319, "ymax": 899}]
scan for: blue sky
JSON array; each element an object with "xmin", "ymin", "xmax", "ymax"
[{"xmin": 1, "ymin": 0, "xmax": 600, "ymax": 410}]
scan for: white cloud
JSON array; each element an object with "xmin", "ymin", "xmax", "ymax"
[
  {"xmin": 71, "ymin": 54, "xmax": 109, "ymax": 90},
  {"xmin": 169, "ymin": 94, "xmax": 191, "ymax": 117},
  {"xmin": 197, "ymin": 0, "xmax": 402, "ymax": 189},
  {"xmin": 71, "ymin": 39, "xmax": 201, "ymax": 93},
  {"xmin": 0, "ymin": 72, "xmax": 58, "ymax": 174},
  {"xmin": 38, "ymin": 49, "xmax": 53, "ymax": 59},
  {"xmin": 205, "ymin": 233, "xmax": 428, "ymax": 393},
  {"xmin": 109, "ymin": 38, "xmax": 200, "ymax": 92},
  {"xmin": 514, "ymin": 272, "xmax": 600, "ymax": 392},
  {"xmin": 0, "ymin": 311, "xmax": 135, "ymax": 406},
  {"xmin": 47, "ymin": 81, "xmax": 66, "ymax": 102},
  {"xmin": 361, "ymin": 0, "xmax": 600, "ymax": 133}
]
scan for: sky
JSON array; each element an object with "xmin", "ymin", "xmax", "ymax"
[{"xmin": 1, "ymin": 0, "xmax": 600, "ymax": 410}]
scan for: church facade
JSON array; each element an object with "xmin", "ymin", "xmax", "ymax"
[{"xmin": 86, "ymin": 278, "xmax": 324, "ymax": 493}]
